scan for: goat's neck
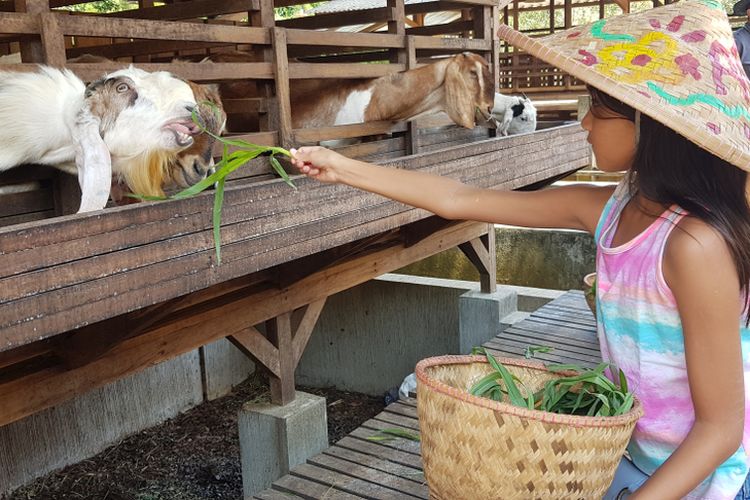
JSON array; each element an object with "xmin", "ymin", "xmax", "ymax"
[{"xmin": 364, "ymin": 59, "xmax": 450, "ymax": 122}]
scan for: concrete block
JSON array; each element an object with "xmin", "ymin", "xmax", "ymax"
[
  {"xmin": 239, "ymin": 391, "xmax": 328, "ymax": 498},
  {"xmin": 459, "ymin": 287, "xmax": 517, "ymax": 352}
]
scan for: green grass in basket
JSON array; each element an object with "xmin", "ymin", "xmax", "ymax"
[
  {"xmin": 469, "ymin": 347, "xmax": 634, "ymax": 417},
  {"xmin": 131, "ymin": 102, "xmax": 296, "ymax": 265}
]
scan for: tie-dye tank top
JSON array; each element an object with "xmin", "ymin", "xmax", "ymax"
[{"xmin": 595, "ymin": 182, "xmax": 750, "ymax": 499}]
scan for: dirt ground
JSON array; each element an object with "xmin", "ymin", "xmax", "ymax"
[{"xmin": 4, "ymin": 373, "xmax": 385, "ymax": 500}]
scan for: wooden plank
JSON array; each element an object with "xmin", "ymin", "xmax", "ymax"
[
  {"xmin": 503, "ymin": 324, "xmax": 600, "ymax": 350},
  {"xmin": 323, "ymin": 446, "xmax": 425, "ymax": 485},
  {"xmin": 372, "ymin": 411, "xmax": 420, "ymax": 431},
  {"xmin": 0, "ymin": 141, "xmax": 587, "ymax": 316},
  {"xmin": 412, "ymin": 35, "xmax": 490, "ymax": 51},
  {"xmin": 355, "ymin": 421, "xmax": 421, "ymax": 454},
  {"xmin": 334, "ymin": 436, "xmax": 422, "ymax": 470},
  {"xmin": 288, "ymin": 62, "xmax": 404, "ymax": 80},
  {"xmin": 292, "ymin": 298, "xmax": 326, "ymax": 367},
  {"xmin": 290, "ymin": 463, "xmax": 413, "ymax": 500},
  {"xmin": 58, "ymin": 14, "xmax": 271, "ymax": 44},
  {"xmin": 306, "ymin": 454, "xmax": 428, "ymax": 499},
  {"xmin": 286, "ymin": 29, "xmax": 402, "ymax": 49},
  {"xmin": 270, "ymin": 474, "xmax": 360, "ymax": 499},
  {"xmin": 0, "ymin": 12, "xmax": 40, "ymax": 35},
  {"xmin": 295, "ymin": 121, "xmax": 408, "ymax": 143},
  {"xmin": 487, "ymin": 334, "xmax": 601, "ymax": 364},
  {"xmin": 276, "ymin": 7, "xmax": 395, "ymax": 30},
  {"xmin": 381, "ymin": 401, "xmax": 418, "ymax": 419},
  {"xmin": 64, "ymin": 61, "xmax": 275, "ymax": 82},
  {"xmin": 253, "ymin": 489, "xmax": 306, "ymax": 500}
]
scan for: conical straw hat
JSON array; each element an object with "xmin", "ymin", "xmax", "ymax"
[{"xmin": 498, "ymin": 0, "xmax": 750, "ymax": 171}]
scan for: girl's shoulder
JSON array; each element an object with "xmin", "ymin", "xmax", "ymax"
[{"xmin": 664, "ymin": 214, "xmax": 736, "ymax": 290}]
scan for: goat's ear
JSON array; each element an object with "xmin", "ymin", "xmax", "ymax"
[
  {"xmin": 71, "ymin": 106, "xmax": 112, "ymax": 212},
  {"xmin": 444, "ymin": 59, "xmax": 475, "ymax": 129}
]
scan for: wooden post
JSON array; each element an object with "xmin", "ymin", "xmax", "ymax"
[
  {"xmin": 578, "ymin": 95, "xmax": 596, "ymax": 169},
  {"xmin": 251, "ymin": 0, "xmax": 277, "ymax": 137},
  {"xmin": 13, "ymin": 0, "xmax": 45, "ymax": 63},
  {"xmin": 549, "ymin": 0, "xmax": 555, "ymax": 33},
  {"xmin": 39, "ymin": 13, "xmax": 66, "ymax": 67},
  {"xmin": 266, "ymin": 312, "xmax": 295, "ymax": 405},
  {"xmin": 271, "ymin": 28, "xmax": 292, "ymax": 150},
  {"xmin": 458, "ymin": 224, "xmax": 497, "ymax": 293},
  {"xmin": 405, "ymin": 35, "xmax": 419, "ymax": 155}
]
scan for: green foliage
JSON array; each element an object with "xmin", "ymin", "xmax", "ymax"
[
  {"xmin": 274, "ymin": 3, "xmax": 323, "ymax": 20},
  {"xmin": 469, "ymin": 347, "xmax": 634, "ymax": 417},
  {"xmin": 60, "ymin": 0, "xmax": 136, "ymax": 13},
  {"xmin": 130, "ymin": 102, "xmax": 295, "ymax": 265}
]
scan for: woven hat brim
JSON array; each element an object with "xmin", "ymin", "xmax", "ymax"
[{"xmin": 497, "ymin": 24, "xmax": 750, "ymax": 172}]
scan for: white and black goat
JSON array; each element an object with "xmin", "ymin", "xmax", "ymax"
[
  {"xmin": 0, "ymin": 65, "xmax": 201, "ymax": 212},
  {"xmin": 489, "ymin": 93, "xmax": 537, "ymax": 136}
]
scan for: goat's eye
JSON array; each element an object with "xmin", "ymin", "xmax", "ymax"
[{"xmin": 116, "ymin": 82, "xmax": 130, "ymax": 93}]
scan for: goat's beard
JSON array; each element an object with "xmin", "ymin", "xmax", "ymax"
[{"xmin": 116, "ymin": 150, "xmax": 173, "ymax": 199}]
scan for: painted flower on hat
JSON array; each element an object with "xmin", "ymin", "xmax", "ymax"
[{"xmin": 577, "ymin": 16, "xmax": 710, "ymax": 86}]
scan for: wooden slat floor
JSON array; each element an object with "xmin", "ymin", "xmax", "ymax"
[{"xmin": 255, "ymin": 290, "xmax": 600, "ymax": 499}]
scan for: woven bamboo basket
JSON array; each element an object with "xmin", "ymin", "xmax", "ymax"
[
  {"xmin": 583, "ymin": 272, "xmax": 597, "ymax": 318},
  {"xmin": 416, "ymin": 355, "xmax": 643, "ymax": 500}
]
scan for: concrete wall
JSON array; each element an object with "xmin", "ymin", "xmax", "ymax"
[
  {"xmin": 398, "ymin": 225, "xmax": 596, "ymax": 291},
  {"xmin": 0, "ymin": 340, "xmax": 254, "ymax": 494}
]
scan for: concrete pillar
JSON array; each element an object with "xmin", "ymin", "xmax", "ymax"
[
  {"xmin": 459, "ymin": 287, "xmax": 518, "ymax": 353},
  {"xmin": 239, "ymin": 391, "xmax": 328, "ymax": 498}
]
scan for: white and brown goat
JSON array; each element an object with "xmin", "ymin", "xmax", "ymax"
[
  {"xmin": 0, "ymin": 65, "xmax": 204, "ymax": 212},
  {"xmin": 213, "ymin": 51, "xmax": 495, "ymax": 130},
  {"xmin": 66, "ymin": 54, "xmax": 227, "ymax": 204}
]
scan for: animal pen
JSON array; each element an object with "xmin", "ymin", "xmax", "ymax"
[{"xmin": 0, "ymin": 0, "xmax": 592, "ymax": 494}]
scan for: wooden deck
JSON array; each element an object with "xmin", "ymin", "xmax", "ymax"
[{"xmin": 254, "ymin": 290, "xmax": 600, "ymax": 499}]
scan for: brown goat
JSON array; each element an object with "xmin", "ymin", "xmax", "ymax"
[{"xmin": 212, "ymin": 51, "xmax": 494, "ymax": 131}]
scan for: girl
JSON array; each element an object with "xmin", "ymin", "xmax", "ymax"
[{"xmin": 290, "ymin": 1, "xmax": 750, "ymax": 498}]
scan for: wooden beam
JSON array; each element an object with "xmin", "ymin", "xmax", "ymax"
[
  {"xmin": 276, "ymin": 7, "xmax": 395, "ymax": 30},
  {"xmin": 0, "ymin": 220, "xmax": 489, "ymax": 426},
  {"xmin": 292, "ymin": 298, "xmax": 326, "ymax": 367},
  {"xmin": 288, "ymin": 62, "xmax": 404, "ymax": 79},
  {"xmin": 229, "ymin": 326, "xmax": 280, "ymax": 377},
  {"xmin": 294, "ymin": 120, "xmax": 408, "ymax": 143}
]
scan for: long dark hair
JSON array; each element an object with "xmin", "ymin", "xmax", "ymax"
[{"xmin": 588, "ymin": 85, "xmax": 750, "ymax": 324}]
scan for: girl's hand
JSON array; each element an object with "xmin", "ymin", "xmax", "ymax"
[{"xmin": 290, "ymin": 146, "xmax": 348, "ymax": 184}]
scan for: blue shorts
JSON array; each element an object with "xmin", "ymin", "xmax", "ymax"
[{"xmin": 604, "ymin": 457, "xmax": 750, "ymax": 499}]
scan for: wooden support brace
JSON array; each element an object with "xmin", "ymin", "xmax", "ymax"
[
  {"xmin": 229, "ymin": 298, "xmax": 327, "ymax": 406},
  {"xmin": 458, "ymin": 224, "xmax": 496, "ymax": 293}
]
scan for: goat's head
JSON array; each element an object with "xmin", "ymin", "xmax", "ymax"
[
  {"xmin": 506, "ymin": 96, "xmax": 537, "ymax": 135},
  {"xmin": 166, "ymin": 82, "xmax": 227, "ymax": 189},
  {"xmin": 84, "ymin": 66, "xmax": 202, "ymax": 197},
  {"xmin": 444, "ymin": 52, "xmax": 494, "ymax": 129}
]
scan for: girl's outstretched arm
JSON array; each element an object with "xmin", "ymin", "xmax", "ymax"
[
  {"xmin": 290, "ymin": 146, "xmax": 611, "ymax": 233},
  {"xmin": 629, "ymin": 217, "xmax": 745, "ymax": 500}
]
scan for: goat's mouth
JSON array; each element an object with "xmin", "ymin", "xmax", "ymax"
[{"xmin": 164, "ymin": 119, "xmax": 201, "ymax": 147}]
